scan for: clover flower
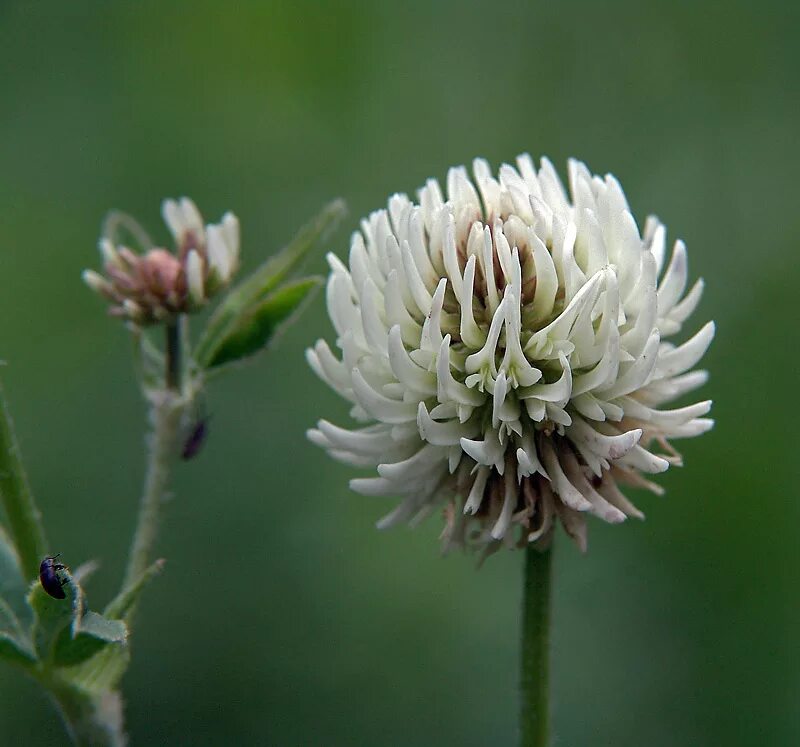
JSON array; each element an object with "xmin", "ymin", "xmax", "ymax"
[
  {"xmin": 307, "ymin": 156, "xmax": 714, "ymax": 553},
  {"xmin": 83, "ymin": 198, "xmax": 240, "ymax": 325}
]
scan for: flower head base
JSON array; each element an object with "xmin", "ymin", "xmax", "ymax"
[
  {"xmin": 308, "ymin": 156, "xmax": 714, "ymax": 554},
  {"xmin": 83, "ymin": 198, "xmax": 240, "ymax": 325}
]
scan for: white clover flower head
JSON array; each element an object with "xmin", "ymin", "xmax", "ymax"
[
  {"xmin": 83, "ymin": 197, "xmax": 240, "ymax": 325},
  {"xmin": 307, "ymin": 156, "xmax": 714, "ymax": 554}
]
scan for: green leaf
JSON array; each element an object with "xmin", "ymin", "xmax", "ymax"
[
  {"xmin": 0, "ymin": 540, "xmax": 36, "ymax": 667},
  {"xmin": 194, "ymin": 199, "xmax": 345, "ymax": 368},
  {"xmin": 201, "ymin": 276, "xmax": 322, "ymax": 369},
  {"xmin": 0, "ymin": 524, "xmax": 31, "ymax": 626},
  {"xmin": 29, "ymin": 560, "xmax": 130, "ymax": 671},
  {"xmin": 0, "ymin": 524, "xmax": 23, "ymax": 586},
  {"xmin": 28, "ymin": 566, "xmax": 85, "ymax": 662},
  {"xmin": 75, "ymin": 612, "xmax": 127, "ymax": 644},
  {"xmin": 0, "ymin": 630, "xmax": 36, "ymax": 667},
  {"xmin": 59, "ymin": 643, "xmax": 131, "ymax": 697},
  {"xmin": 0, "ymin": 596, "xmax": 35, "ymax": 668},
  {"xmin": 53, "ymin": 611, "xmax": 127, "ymax": 667},
  {"xmin": 0, "ymin": 379, "xmax": 49, "ymax": 580},
  {"xmin": 104, "ymin": 558, "xmax": 165, "ymax": 620}
]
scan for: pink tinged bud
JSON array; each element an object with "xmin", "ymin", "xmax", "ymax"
[
  {"xmin": 143, "ymin": 249, "xmax": 183, "ymax": 296},
  {"xmin": 87, "ymin": 198, "xmax": 241, "ymax": 325},
  {"xmin": 98, "ymin": 238, "xmax": 123, "ymax": 268},
  {"xmin": 122, "ymin": 299, "xmax": 144, "ymax": 321},
  {"xmin": 82, "ymin": 269, "xmax": 117, "ymax": 300}
]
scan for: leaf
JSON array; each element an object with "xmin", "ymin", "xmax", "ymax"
[
  {"xmin": 0, "ymin": 599, "xmax": 36, "ymax": 664},
  {"xmin": 104, "ymin": 558, "xmax": 165, "ymax": 620},
  {"xmin": 60, "ymin": 643, "xmax": 131, "ymax": 697},
  {"xmin": 201, "ymin": 276, "xmax": 322, "ymax": 369},
  {"xmin": 53, "ymin": 612, "xmax": 128, "ymax": 667},
  {"xmin": 0, "ymin": 539, "xmax": 36, "ymax": 666},
  {"xmin": 194, "ymin": 199, "xmax": 345, "ymax": 368},
  {"xmin": 0, "ymin": 596, "xmax": 35, "ymax": 668},
  {"xmin": 0, "ymin": 378, "xmax": 49, "ymax": 580},
  {"xmin": 76, "ymin": 612, "xmax": 127, "ymax": 643},
  {"xmin": 0, "ymin": 524, "xmax": 23, "ymax": 586},
  {"xmin": 28, "ymin": 566, "xmax": 85, "ymax": 662},
  {"xmin": 29, "ymin": 561, "xmax": 130, "ymax": 669},
  {"xmin": 0, "ymin": 524, "xmax": 30, "ymax": 626},
  {"xmin": 72, "ymin": 559, "xmax": 101, "ymax": 585},
  {"xmin": 0, "ymin": 630, "xmax": 36, "ymax": 667}
]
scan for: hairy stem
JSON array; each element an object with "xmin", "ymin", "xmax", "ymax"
[
  {"xmin": 0, "ymin": 379, "xmax": 48, "ymax": 580},
  {"xmin": 165, "ymin": 321, "xmax": 181, "ymax": 392},
  {"xmin": 122, "ymin": 319, "xmax": 185, "ymax": 615},
  {"xmin": 520, "ymin": 544, "xmax": 552, "ymax": 747},
  {"xmin": 48, "ymin": 681, "xmax": 126, "ymax": 747}
]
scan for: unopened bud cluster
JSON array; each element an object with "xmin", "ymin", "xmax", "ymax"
[{"xmin": 83, "ymin": 198, "xmax": 240, "ymax": 325}]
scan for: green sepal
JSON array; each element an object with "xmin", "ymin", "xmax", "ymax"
[
  {"xmin": 200, "ymin": 276, "xmax": 322, "ymax": 369},
  {"xmin": 102, "ymin": 210, "xmax": 154, "ymax": 253},
  {"xmin": 194, "ymin": 199, "xmax": 345, "ymax": 369}
]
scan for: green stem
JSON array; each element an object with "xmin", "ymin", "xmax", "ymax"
[
  {"xmin": 165, "ymin": 321, "xmax": 181, "ymax": 392},
  {"xmin": 121, "ymin": 320, "xmax": 185, "ymax": 614},
  {"xmin": 520, "ymin": 544, "xmax": 552, "ymax": 747},
  {"xmin": 0, "ymin": 379, "xmax": 48, "ymax": 580},
  {"xmin": 48, "ymin": 680, "xmax": 126, "ymax": 747},
  {"xmin": 121, "ymin": 393, "xmax": 183, "ymax": 597}
]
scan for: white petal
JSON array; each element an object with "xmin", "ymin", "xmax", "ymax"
[
  {"xmin": 491, "ymin": 467, "xmax": 518, "ymax": 539},
  {"xmin": 464, "ymin": 467, "xmax": 490, "ymax": 514},
  {"xmin": 655, "ymin": 322, "xmax": 715, "ymax": 379},
  {"xmin": 540, "ymin": 441, "xmax": 592, "ymax": 512},
  {"xmin": 387, "ymin": 326, "xmax": 436, "ymax": 395},
  {"xmin": 351, "ymin": 369, "xmax": 417, "ymax": 423},
  {"xmin": 417, "ymin": 403, "xmax": 475, "ymax": 446},
  {"xmin": 186, "ymin": 250, "xmax": 204, "ymax": 305}
]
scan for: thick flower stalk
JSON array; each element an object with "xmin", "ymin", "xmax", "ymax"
[
  {"xmin": 308, "ymin": 156, "xmax": 714, "ymax": 553},
  {"xmin": 83, "ymin": 198, "xmax": 240, "ymax": 325}
]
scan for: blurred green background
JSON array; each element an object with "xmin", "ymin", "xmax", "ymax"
[{"xmin": 0, "ymin": 1, "xmax": 798, "ymax": 744}]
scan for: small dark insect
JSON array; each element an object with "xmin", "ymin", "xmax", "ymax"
[
  {"xmin": 39, "ymin": 554, "xmax": 68, "ymax": 600},
  {"xmin": 181, "ymin": 417, "xmax": 209, "ymax": 460}
]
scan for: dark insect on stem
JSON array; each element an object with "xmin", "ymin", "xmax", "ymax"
[
  {"xmin": 181, "ymin": 417, "xmax": 209, "ymax": 460},
  {"xmin": 39, "ymin": 554, "xmax": 68, "ymax": 600}
]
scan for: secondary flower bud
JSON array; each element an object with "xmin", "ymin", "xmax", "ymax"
[{"xmin": 84, "ymin": 197, "xmax": 240, "ymax": 325}]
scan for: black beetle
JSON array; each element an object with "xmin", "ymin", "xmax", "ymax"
[
  {"xmin": 39, "ymin": 554, "xmax": 68, "ymax": 599},
  {"xmin": 181, "ymin": 416, "xmax": 209, "ymax": 460}
]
